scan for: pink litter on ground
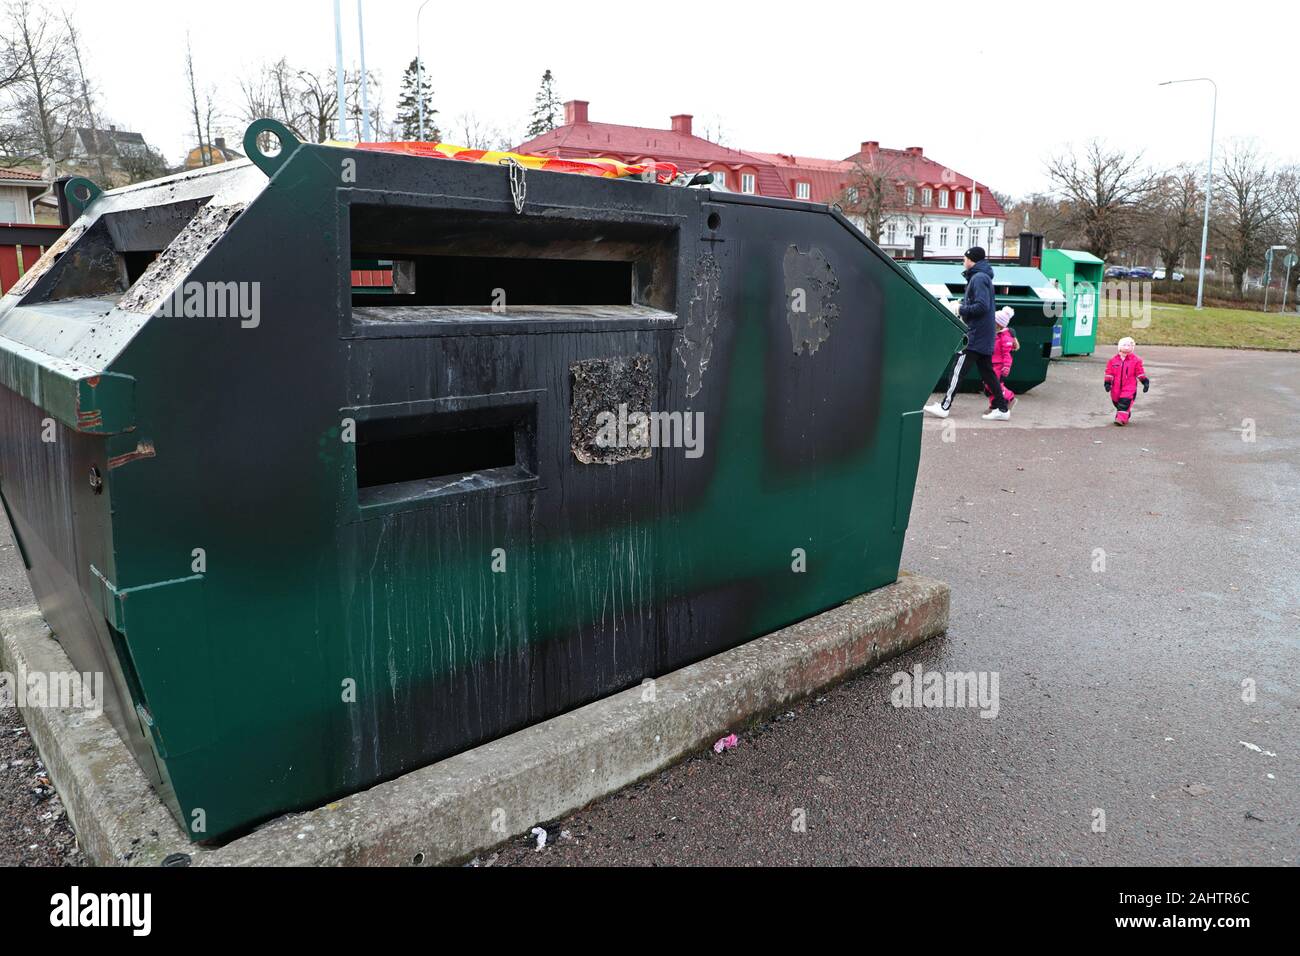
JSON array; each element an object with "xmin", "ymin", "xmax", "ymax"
[{"xmin": 713, "ymin": 733, "xmax": 739, "ymax": 754}]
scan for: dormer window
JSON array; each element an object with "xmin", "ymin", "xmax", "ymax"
[
  {"xmin": 955, "ymin": 191, "xmax": 966, "ymax": 210},
  {"xmin": 938, "ymin": 189, "xmax": 949, "ymax": 209},
  {"xmin": 921, "ymin": 187, "xmax": 932, "ymax": 206}
]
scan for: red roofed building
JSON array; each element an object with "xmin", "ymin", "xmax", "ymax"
[{"xmin": 516, "ymin": 101, "xmax": 1007, "ymax": 258}]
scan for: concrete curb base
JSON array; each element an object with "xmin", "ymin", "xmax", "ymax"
[
  {"xmin": 0, "ymin": 605, "xmax": 194, "ymax": 865},
  {"xmin": 2, "ymin": 574, "xmax": 949, "ymax": 866}
]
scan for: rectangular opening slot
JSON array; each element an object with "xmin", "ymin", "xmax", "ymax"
[
  {"xmin": 355, "ymin": 400, "xmax": 538, "ymax": 509},
  {"xmin": 24, "ymin": 198, "xmax": 211, "ymax": 304},
  {"xmin": 348, "ymin": 204, "xmax": 678, "ymax": 322}
]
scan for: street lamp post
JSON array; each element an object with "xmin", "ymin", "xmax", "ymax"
[
  {"xmin": 1263, "ymin": 245, "xmax": 1287, "ymax": 309},
  {"xmin": 416, "ymin": 0, "xmax": 433, "ymax": 141},
  {"xmin": 1159, "ymin": 77, "xmax": 1217, "ymax": 310}
]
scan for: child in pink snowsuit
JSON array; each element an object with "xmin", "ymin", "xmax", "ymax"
[
  {"xmin": 1104, "ymin": 336, "xmax": 1150, "ymax": 425},
  {"xmin": 985, "ymin": 307, "xmax": 1018, "ymax": 410}
]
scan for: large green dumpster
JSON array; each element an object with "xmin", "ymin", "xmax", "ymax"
[
  {"xmin": 1040, "ymin": 249, "xmax": 1103, "ymax": 356},
  {"xmin": 905, "ymin": 260, "xmax": 1066, "ymax": 395},
  {"xmin": 0, "ymin": 121, "xmax": 963, "ymax": 842}
]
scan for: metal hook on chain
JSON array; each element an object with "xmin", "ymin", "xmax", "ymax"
[{"xmin": 501, "ymin": 157, "xmax": 526, "ymax": 214}]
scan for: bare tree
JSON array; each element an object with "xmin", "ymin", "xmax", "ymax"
[
  {"xmin": 184, "ymin": 35, "xmax": 215, "ymax": 166},
  {"xmin": 0, "ymin": 0, "xmax": 85, "ymax": 172},
  {"xmin": 1143, "ymin": 164, "xmax": 1202, "ymax": 284},
  {"xmin": 1046, "ymin": 139, "xmax": 1158, "ymax": 259},
  {"xmin": 839, "ymin": 152, "xmax": 906, "ymax": 245},
  {"xmin": 238, "ymin": 58, "xmax": 311, "ymax": 141},
  {"xmin": 1002, "ymin": 192, "xmax": 1072, "ymax": 247},
  {"xmin": 60, "ymin": 12, "xmax": 109, "ymax": 183},
  {"xmin": 452, "ymin": 112, "xmax": 509, "ymax": 151},
  {"xmin": 1212, "ymin": 140, "xmax": 1279, "ymax": 295},
  {"xmin": 1275, "ymin": 165, "xmax": 1300, "ymax": 303}
]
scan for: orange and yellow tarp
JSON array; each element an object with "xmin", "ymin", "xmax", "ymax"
[{"xmin": 324, "ymin": 140, "xmax": 679, "ymax": 184}]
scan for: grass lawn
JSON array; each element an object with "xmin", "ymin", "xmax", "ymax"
[{"xmin": 1097, "ymin": 302, "xmax": 1300, "ymax": 351}]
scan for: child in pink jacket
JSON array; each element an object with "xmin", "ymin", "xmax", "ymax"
[
  {"xmin": 985, "ymin": 307, "xmax": 1018, "ymax": 410},
  {"xmin": 1104, "ymin": 336, "xmax": 1151, "ymax": 425}
]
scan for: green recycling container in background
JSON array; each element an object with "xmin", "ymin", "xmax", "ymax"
[
  {"xmin": 1039, "ymin": 249, "xmax": 1103, "ymax": 356},
  {"xmin": 905, "ymin": 260, "xmax": 1066, "ymax": 395}
]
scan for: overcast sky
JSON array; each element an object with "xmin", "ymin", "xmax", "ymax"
[{"xmin": 68, "ymin": 0, "xmax": 1290, "ymax": 197}]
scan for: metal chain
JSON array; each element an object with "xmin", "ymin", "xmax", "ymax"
[{"xmin": 502, "ymin": 157, "xmax": 526, "ymax": 214}]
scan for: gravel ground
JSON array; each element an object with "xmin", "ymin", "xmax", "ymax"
[
  {"xmin": 1, "ymin": 345, "xmax": 1295, "ymax": 867},
  {"xmin": 0, "ymin": 692, "xmax": 83, "ymax": 866}
]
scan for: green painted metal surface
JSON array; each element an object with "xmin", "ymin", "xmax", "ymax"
[
  {"xmin": 1040, "ymin": 248, "xmax": 1104, "ymax": 356},
  {"xmin": 0, "ymin": 123, "xmax": 963, "ymax": 842}
]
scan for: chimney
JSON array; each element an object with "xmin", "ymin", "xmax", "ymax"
[
  {"xmin": 564, "ymin": 100, "xmax": 589, "ymax": 125},
  {"xmin": 215, "ymin": 136, "xmax": 226, "ymax": 150},
  {"xmin": 860, "ymin": 141, "xmax": 879, "ymax": 155},
  {"xmin": 671, "ymin": 114, "xmax": 693, "ymax": 136},
  {"xmin": 905, "ymin": 146, "xmax": 923, "ymax": 157}
]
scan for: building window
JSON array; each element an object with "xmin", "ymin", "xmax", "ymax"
[
  {"xmin": 741, "ymin": 173, "xmax": 756, "ymax": 194},
  {"xmin": 939, "ymin": 189, "xmax": 949, "ymax": 209},
  {"xmin": 939, "ymin": 226, "xmax": 948, "ymax": 247},
  {"xmin": 847, "ymin": 186, "xmax": 859, "ymax": 203},
  {"xmin": 0, "ymin": 199, "xmax": 17, "ymax": 222},
  {"xmin": 955, "ymin": 191, "xmax": 966, "ymax": 210},
  {"xmin": 972, "ymin": 191, "xmax": 981, "ymax": 211},
  {"xmin": 923, "ymin": 225, "xmax": 932, "ymax": 246},
  {"xmin": 886, "ymin": 221, "xmax": 897, "ymax": 244},
  {"xmin": 921, "ymin": 188, "xmax": 932, "ymax": 206},
  {"xmin": 905, "ymin": 186, "xmax": 915, "ymax": 205},
  {"xmin": 956, "ymin": 226, "xmax": 965, "ymax": 248},
  {"xmin": 970, "ymin": 228, "xmax": 981, "ymax": 248},
  {"xmin": 795, "ymin": 181, "xmax": 811, "ymax": 200},
  {"xmin": 712, "ymin": 168, "xmax": 727, "ymax": 188}
]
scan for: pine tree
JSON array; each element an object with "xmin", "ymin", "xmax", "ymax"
[
  {"xmin": 395, "ymin": 57, "xmax": 437, "ymax": 141},
  {"xmin": 526, "ymin": 69, "xmax": 561, "ymax": 138}
]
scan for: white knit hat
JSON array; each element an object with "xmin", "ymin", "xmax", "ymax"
[{"xmin": 995, "ymin": 306, "xmax": 1015, "ymax": 327}]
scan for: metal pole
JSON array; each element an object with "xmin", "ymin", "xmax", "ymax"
[
  {"xmin": 353, "ymin": 0, "xmax": 369, "ymax": 140},
  {"xmin": 357, "ymin": 0, "xmax": 370, "ymax": 141},
  {"xmin": 416, "ymin": 1, "xmax": 433, "ymax": 141},
  {"xmin": 1159, "ymin": 78, "xmax": 1216, "ymax": 310},
  {"xmin": 1282, "ymin": 262, "xmax": 1292, "ymax": 314},
  {"xmin": 333, "ymin": 0, "xmax": 347, "ymax": 139}
]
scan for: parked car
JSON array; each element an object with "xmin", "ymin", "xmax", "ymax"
[
  {"xmin": 1128, "ymin": 266, "xmax": 1155, "ymax": 280},
  {"xmin": 1104, "ymin": 265, "xmax": 1129, "ymax": 278},
  {"xmin": 1153, "ymin": 269, "xmax": 1185, "ymax": 281}
]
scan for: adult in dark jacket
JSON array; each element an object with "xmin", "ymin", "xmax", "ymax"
[{"xmin": 924, "ymin": 246, "xmax": 1011, "ymax": 420}]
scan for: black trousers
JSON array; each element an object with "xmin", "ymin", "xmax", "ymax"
[{"xmin": 941, "ymin": 348, "xmax": 1008, "ymax": 412}]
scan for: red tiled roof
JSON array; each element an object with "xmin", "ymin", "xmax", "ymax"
[
  {"xmin": 514, "ymin": 104, "xmax": 1005, "ymax": 217},
  {"xmin": 518, "ymin": 120, "xmax": 793, "ymax": 198},
  {"xmin": 841, "ymin": 146, "xmax": 1005, "ymax": 218},
  {"xmin": 0, "ymin": 167, "xmax": 46, "ymax": 182}
]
